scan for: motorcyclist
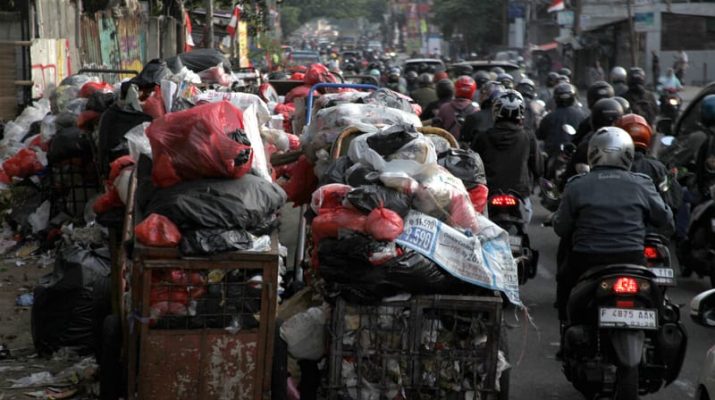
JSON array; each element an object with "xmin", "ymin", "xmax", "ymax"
[
  {"xmin": 435, "ymin": 75, "xmax": 479, "ymax": 143},
  {"xmin": 405, "ymin": 70, "xmax": 419, "ymax": 93},
  {"xmin": 617, "ymin": 113, "xmax": 682, "ymax": 211},
  {"xmin": 695, "ymin": 94, "xmax": 715, "ymax": 199},
  {"xmin": 472, "ymin": 89, "xmax": 543, "ymax": 221},
  {"xmin": 613, "ymin": 96, "xmax": 631, "ymax": 114},
  {"xmin": 553, "ymin": 126, "xmax": 673, "ymax": 320},
  {"xmin": 474, "ymin": 71, "xmax": 491, "ymax": 92},
  {"xmin": 622, "ymin": 67, "xmax": 659, "ymax": 126},
  {"xmin": 422, "ymin": 79, "xmax": 454, "ymax": 121},
  {"xmin": 386, "ymin": 67, "xmax": 407, "ymax": 94},
  {"xmin": 574, "ymin": 81, "xmax": 614, "ymax": 144},
  {"xmin": 516, "ymin": 78, "xmax": 544, "ymax": 135},
  {"xmin": 409, "ymin": 73, "xmax": 438, "ymax": 110},
  {"xmin": 462, "ymin": 81, "xmax": 505, "ymax": 146},
  {"xmin": 610, "ymin": 66, "xmax": 629, "ymax": 97},
  {"xmin": 539, "ymin": 71, "xmax": 560, "ymax": 111},
  {"xmin": 497, "ymin": 73, "xmax": 515, "ymax": 89},
  {"xmin": 537, "ymin": 83, "xmax": 586, "ymax": 157}
]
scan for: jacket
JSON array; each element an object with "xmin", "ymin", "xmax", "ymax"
[
  {"xmin": 410, "ymin": 87, "xmax": 438, "ymax": 109},
  {"xmin": 613, "ymin": 82, "xmax": 629, "ymax": 97},
  {"xmin": 623, "ymin": 85, "xmax": 659, "ymax": 126},
  {"xmin": 422, "ymin": 98, "xmax": 451, "ymax": 121},
  {"xmin": 536, "ymin": 105, "xmax": 586, "ymax": 156},
  {"xmin": 554, "ymin": 166, "xmax": 673, "ymax": 253},
  {"xmin": 471, "ymin": 121, "xmax": 542, "ymax": 197},
  {"xmin": 462, "ymin": 104, "xmax": 494, "ymax": 146},
  {"xmin": 631, "ymin": 151, "xmax": 682, "ymax": 209},
  {"xmin": 436, "ymin": 98, "xmax": 478, "ymax": 140}
]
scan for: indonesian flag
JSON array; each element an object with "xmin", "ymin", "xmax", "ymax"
[
  {"xmin": 226, "ymin": 5, "xmax": 241, "ymax": 37},
  {"xmin": 548, "ymin": 0, "xmax": 565, "ymax": 12},
  {"xmin": 184, "ymin": 10, "xmax": 194, "ymax": 52}
]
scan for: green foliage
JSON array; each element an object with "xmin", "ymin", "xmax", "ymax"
[
  {"xmin": 431, "ymin": 0, "xmax": 504, "ymax": 53},
  {"xmin": 278, "ymin": 0, "xmax": 387, "ymax": 35}
]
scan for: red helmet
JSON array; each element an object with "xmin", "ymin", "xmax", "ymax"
[
  {"xmin": 454, "ymin": 75, "xmax": 477, "ymax": 99},
  {"xmin": 305, "ymin": 63, "xmax": 335, "ymax": 86},
  {"xmin": 290, "ymin": 72, "xmax": 305, "ymax": 81},
  {"xmin": 616, "ymin": 113, "xmax": 652, "ymax": 150},
  {"xmin": 434, "ymin": 71, "xmax": 449, "ymax": 82}
]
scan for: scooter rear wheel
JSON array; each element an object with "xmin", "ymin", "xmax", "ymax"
[{"xmin": 614, "ymin": 365, "xmax": 639, "ymax": 400}]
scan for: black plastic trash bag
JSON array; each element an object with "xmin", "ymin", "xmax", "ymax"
[
  {"xmin": 180, "ymin": 229, "xmax": 254, "ymax": 256},
  {"xmin": 86, "ymin": 91, "xmax": 116, "ymax": 113},
  {"xmin": 346, "ymin": 185, "xmax": 412, "ymax": 217},
  {"xmin": 31, "ymin": 245, "xmax": 111, "ymax": 356},
  {"xmin": 97, "ymin": 104, "xmax": 152, "ymax": 174},
  {"xmin": 366, "ymin": 124, "xmax": 420, "ymax": 156},
  {"xmin": 48, "ymin": 126, "xmax": 91, "ymax": 164},
  {"xmin": 145, "ymin": 175, "xmax": 287, "ymax": 231},
  {"xmin": 130, "ymin": 59, "xmax": 172, "ymax": 89},
  {"xmin": 437, "ymin": 148, "xmax": 487, "ymax": 189},
  {"xmin": 167, "ymin": 48, "xmax": 232, "ymax": 73},
  {"xmin": 319, "ymin": 156, "xmax": 353, "ymax": 186},
  {"xmin": 345, "ymin": 163, "xmax": 380, "ymax": 187}
]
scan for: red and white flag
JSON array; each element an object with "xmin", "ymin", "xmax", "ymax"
[
  {"xmin": 184, "ymin": 10, "xmax": 194, "ymax": 52},
  {"xmin": 226, "ymin": 5, "xmax": 242, "ymax": 37},
  {"xmin": 548, "ymin": 0, "xmax": 565, "ymax": 13}
]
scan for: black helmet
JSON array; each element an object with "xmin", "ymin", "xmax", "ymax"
[
  {"xmin": 586, "ymin": 81, "xmax": 614, "ymax": 108},
  {"xmin": 546, "ymin": 71, "xmax": 560, "ymax": 87},
  {"xmin": 435, "ymin": 79, "xmax": 455, "ymax": 100},
  {"xmin": 516, "ymin": 78, "xmax": 536, "ymax": 100},
  {"xmin": 553, "ymin": 83, "xmax": 576, "ymax": 107},
  {"xmin": 405, "ymin": 70, "xmax": 418, "ymax": 82},
  {"xmin": 559, "ymin": 67, "xmax": 572, "ymax": 78},
  {"xmin": 557, "ymin": 74, "xmax": 570, "ymax": 84},
  {"xmin": 474, "ymin": 70, "xmax": 491, "ymax": 87},
  {"xmin": 491, "ymin": 66, "xmax": 506, "ymax": 75},
  {"xmin": 613, "ymin": 96, "xmax": 631, "ymax": 114},
  {"xmin": 496, "ymin": 73, "xmax": 514, "ymax": 89},
  {"xmin": 418, "ymin": 72, "xmax": 433, "ymax": 86},
  {"xmin": 701, "ymin": 94, "xmax": 715, "ymax": 126},
  {"xmin": 627, "ymin": 67, "xmax": 646, "ymax": 87},
  {"xmin": 590, "ymin": 98, "xmax": 624, "ymax": 130},
  {"xmin": 492, "ymin": 89, "xmax": 525, "ymax": 122},
  {"xmin": 479, "ymin": 80, "xmax": 505, "ymax": 105}
]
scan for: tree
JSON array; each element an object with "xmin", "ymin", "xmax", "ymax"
[
  {"xmin": 431, "ymin": 0, "xmax": 504, "ymax": 54},
  {"xmin": 278, "ymin": 0, "xmax": 387, "ymax": 36}
]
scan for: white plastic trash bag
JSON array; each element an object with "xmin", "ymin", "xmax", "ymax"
[{"xmin": 280, "ymin": 304, "xmax": 329, "ymax": 360}]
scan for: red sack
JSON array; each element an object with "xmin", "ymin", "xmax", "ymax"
[
  {"xmin": 77, "ymin": 110, "xmax": 101, "ymax": 131},
  {"xmin": 150, "ymin": 287, "xmax": 189, "ymax": 305},
  {"xmin": 146, "ymin": 101, "xmax": 253, "ymax": 188},
  {"xmin": 150, "ymin": 301, "xmax": 188, "ymax": 318},
  {"xmin": 2, "ymin": 148, "xmax": 44, "ymax": 178},
  {"xmin": 468, "ymin": 184, "xmax": 489, "ymax": 214},
  {"xmin": 366, "ymin": 207, "xmax": 404, "ymax": 241},
  {"xmin": 310, "ymin": 184, "xmax": 351, "ymax": 213},
  {"xmin": 79, "ymin": 81, "xmax": 113, "ymax": 98},
  {"xmin": 311, "ymin": 207, "xmax": 367, "ymax": 242},
  {"xmin": 93, "ymin": 188, "xmax": 123, "ymax": 214},
  {"xmin": 135, "ymin": 214, "xmax": 182, "ymax": 247},
  {"xmin": 285, "ymin": 84, "xmax": 317, "ymax": 104},
  {"xmin": 142, "ymin": 87, "xmax": 166, "ymax": 119},
  {"xmin": 281, "ymin": 155, "xmax": 318, "ymax": 206}
]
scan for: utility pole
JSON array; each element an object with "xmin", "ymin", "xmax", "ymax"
[
  {"xmin": 626, "ymin": 0, "xmax": 637, "ymax": 66},
  {"xmin": 206, "ymin": 0, "xmax": 214, "ymax": 48}
]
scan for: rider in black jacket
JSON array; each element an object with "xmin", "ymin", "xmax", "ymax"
[{"xmin": 537, "ymin": 83, "xmax": 586, "ymax": 157}]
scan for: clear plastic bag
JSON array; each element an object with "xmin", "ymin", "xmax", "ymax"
[
  {"xmin": 310, "ymin": 183, "xmax": 352, "ymax": 214},
  {"xmin": 348, "ymin": 128, "xmax": 436, "ymax": 175},
  {"xmin": 193, "ymin": 90, "xmax": 271, "ymax": 125},
  {"xmin": 413, "ymin": 164, "xmax": 480, "ymax": 233}
]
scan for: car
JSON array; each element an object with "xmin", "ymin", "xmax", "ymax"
[
  {"xmin": 288, "ymin": 50, "xmax": 321, "ymax": 67},
  {"xmin": 403, "ymin": 58, "xmax": 446, "ymax": 74},
  {"xmin": 673, "ymin": 81, "xmax": 715, "ymax": 139},
  {"xmin": 367, "ymin": 40, "xmax": 383, "ymax": 52},
  {"xmin": 691, "ymin": 288, "xmax": 715, "ymax": 400},
  {"xmin": 448, "ymin": 60, "xmax": 524, "ymax": 82}
]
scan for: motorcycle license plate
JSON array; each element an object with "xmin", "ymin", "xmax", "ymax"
[
  {"xmin": 508, "ymin": 235, "xmax": 522, "ymax": 247},
  {"xmin": 599, "ymin": 308, "xmax": 657, "ymax": 330},
  {"xmin": 650, "ymin": 268, "xmax": 676, "ymax": 286}
]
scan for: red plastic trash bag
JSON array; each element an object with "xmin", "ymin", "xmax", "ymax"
[
  {"xmin": 2, "ymin": 148, "xmax": 44, "ymax": 178},
  {"xmin": 79, "ymin": 82, "xmax": 113, "ymax": 98},
  {"xmin": 310, "ymin": 184, "xmax": 351, "ymax": 213},
  {"xmin": 468, "ymin": 184, "xmax": 489, "ymax": 214},
  {"xmin": 146, "ymin": 101, "xmax": 253, "ymax": 188},
  {"xmin": 93, "ymin": 188, "xmax": 123, "ymax": 214},
  {"xmin": 108, "ymin": 155, "xmax": 135, "ymax": 182},
  {"xmin": 280, "ymin": 155, "xmax": 318, "ymax": 206},
  {"xmin": 311, "ymin": 207, "xmax": 367, "ymax": 242},
  {"xmin": 77, "ymin": 110, "xmax": 101, "ymax": 131},
  {"xmin": 366, "ymin": 207, "xmax": 404, "ymax": 241},
  {"xmin": 0, "ymin": 168, "xmax": 10, "ymax": 184},
  {"xmin": 135, "ymin": 214, "xmax": 182, "ymax": 248},
  {"xmin": 142, "ymin": 87, "xmax": 166, "ymax": 119}
]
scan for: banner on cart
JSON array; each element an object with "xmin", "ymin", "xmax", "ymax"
[{"xmin": 396, "ymin": 211, "xmax": 521, "ymax": 306}]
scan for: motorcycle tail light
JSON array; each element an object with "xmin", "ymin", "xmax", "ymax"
[
  {"xmin": 490, "ymin": 195, "xmax": 518, "ymax": 207},
  {"xmin": 613, "ymin": 277, "xmax": 639, "ymax": 294},
  {"xmin": 644, "ymin": 246, "xmax": 659, "ymax": 260}
]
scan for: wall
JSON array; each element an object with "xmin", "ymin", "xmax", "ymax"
[
  {"xmin": 661, "ymin": 50, "xmax": 715, "ymax": 86},
  {"xmin": 34, "ymin": 0, "xmax": 80, "ymax": 72},
  {"xmin": 0, "ymin": 11, "xmax": 23, "ymax": 120},
  {"xmin": 30, "ymin": 38, "xmax": 71, "ymax": 98}
]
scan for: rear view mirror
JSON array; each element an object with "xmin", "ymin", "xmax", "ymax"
[
  {"xmin": 691, "ymin": 288, "xmax": 715, "ymax": 328},
  {"xmin": 562, "ymin": 124, "xmax": 576, "ymax": 136},
  {"xmin": 660, "ymin": 135, "xmax": 676, "ymax": 147}
]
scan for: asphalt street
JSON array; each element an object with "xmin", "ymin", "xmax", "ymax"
[{"xmin": 506, "ymin": 200, "xmax": 714, "ymax": 399}]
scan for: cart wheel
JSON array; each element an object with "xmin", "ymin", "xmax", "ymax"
[
  {"xmin": 100, "ymin": 314, "xmax": 124, "ymax": 400},
  {"xmin": 272, "ymin": 319, "xmax": 288, "ymax": 400}
]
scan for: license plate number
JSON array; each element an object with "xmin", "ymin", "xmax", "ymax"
[
  {"xmin": 508, "ymin": 235, "xmax": 522, "ymax": 247},
  {"xmin": 650, "ymin": 268, "xmax": 676, "ymax": 286},
  {"xmin": 599, "ymin": 308, "xmax": 657, "ymax": 330}
]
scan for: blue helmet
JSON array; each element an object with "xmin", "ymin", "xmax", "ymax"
[{"xmin": 701, "ymin": 94, "xmax": 715, "ymax": 127}]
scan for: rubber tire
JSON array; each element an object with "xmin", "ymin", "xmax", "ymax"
[
  {"xmin": 99, "ymin": 315, "xmax": 123, "ymax": 400},
  {"xmin": 614, "ymin": 365, "xmax": 639, "ymax": 400}
]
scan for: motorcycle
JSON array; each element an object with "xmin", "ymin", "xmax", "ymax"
[
  {"xmin": 656, "ymin": 88, "xmax": 682, "ymax": 135},
  {"xmin": 677, "ymin": 183, "xmax": 715, "ymax": 286},
  {"xmin": 487, "ymin": 191, "xmax": 539, "ymax": 284},
  {"xmin": 644, "ymin": 233, "xmax": 677, "ymax": 289},
  {"xmin": 561, "ymin": 260, "xmax": 687, "ymax": 400},
  {"xmin": 539, "ymin": 125, "xmax": 582, "ymax": 213}
]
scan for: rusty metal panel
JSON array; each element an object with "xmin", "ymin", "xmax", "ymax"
[
  {"xmin": 80, "ymin": 15, "xmax": 102, "ymax": 66},
  {"xmin": 30, "ymin": 38, "xmax": 71, "ymax": 98},
  {"xmin": 115, "ymin": 14, "xmax": 146, "ymax": 77},
  {"xmin": 0, "ymin": 43, "xmax": 17, "ymax": 120},
  {"xmin": 139, "ymin": 332, "xmax": 259, "ymax": 400}
]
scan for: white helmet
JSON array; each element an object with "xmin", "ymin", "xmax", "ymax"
[
  {"xmin": 587, "ymin": 127, "xmax": 635, "ymax": 169},
  {"xmin": 610, "ymin": 66, "xmax": 627, "ymax": 83}
]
